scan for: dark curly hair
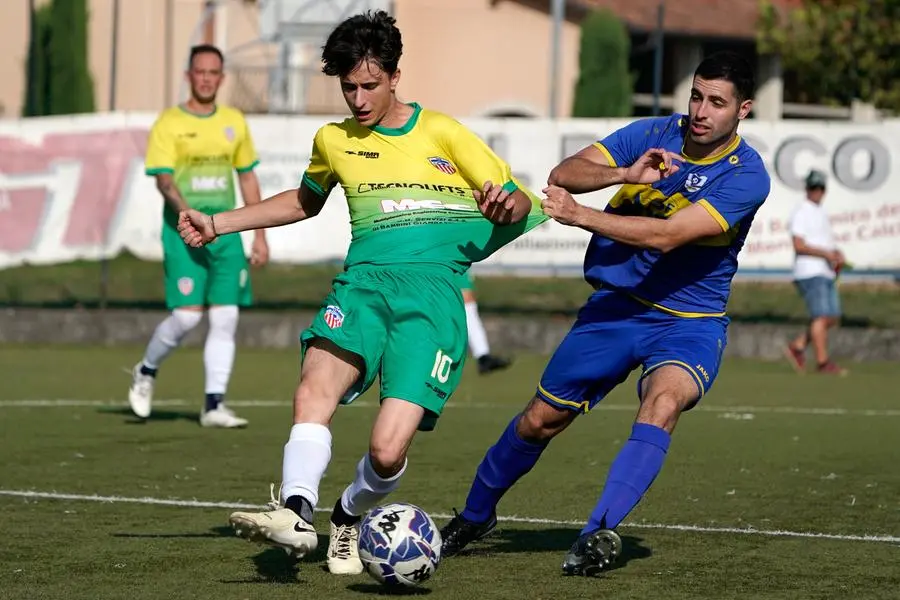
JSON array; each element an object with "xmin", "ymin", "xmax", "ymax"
[
  {"xmin": 321, "ymin": 10, "xmax": 403, "ymax": 78},
  {"xmin": 694, "ymin": 51, "xmax": 755, "ymax": 101}
]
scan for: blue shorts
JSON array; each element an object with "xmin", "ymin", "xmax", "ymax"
[
  {"xmin": 795, "ymin": 276, "xmax": 841, "ymax": 318},
  {"xmin": 537, "ymin": 289, "xmax": 728, "ymax": 413}
]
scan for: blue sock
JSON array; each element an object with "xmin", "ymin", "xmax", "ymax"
[
  {"xmin": 205, "ymin": 393, "xmax": 224, "ymax": 412},
  {"xmin": 461, "ymin": 416, "xmax": 548, "ymax": 523},
  {"xmin": 582, "ymin": 423, "xmax": 671, "ymax": 534}
]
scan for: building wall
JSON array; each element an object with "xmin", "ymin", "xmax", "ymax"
[
  {"xmin": 2, "ymin": 0, "xmax": 582, "ymax": 119},
  {"xmin": 1, "ymin": 0, "xmax": 795, "ymax": 121}
]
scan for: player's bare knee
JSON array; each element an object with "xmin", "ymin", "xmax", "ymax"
[
  {"xmin": 368, "ymin": 443, "xmax": 407, "ymax": 478},
  {"xmin": 638, "ymin": 389, "xmax": 688, "ymax": 432},
  {"xmin": 516, "ymin": 396, "xmax": 575, "ymax": 442}
]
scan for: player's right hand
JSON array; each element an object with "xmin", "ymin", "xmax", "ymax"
[
  {"xmin": 624, "ymin": 148, "xmax": 683, "ymax": 184},
  {"xmin": 178, "ymin": 209, "xmax": 217, "ymax": 247},
  {"xmin": 474, "ymin": 180, "xmax": 517, "ymax": 225}
]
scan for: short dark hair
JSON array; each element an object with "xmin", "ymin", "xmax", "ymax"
[
  {"xmin": 321, "ymin": 10, "xmax": 402, "ymax": 78},
  {"xmin": 694, "ymin": 51, "xmax": 755, "ymax": 101},
  {"xmin": 189, "ymin": 44, "xmax": 224, "ymax": 69}
]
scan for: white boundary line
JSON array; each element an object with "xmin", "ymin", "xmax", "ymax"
[
  {"xmin": 1, "ymin": 399, "xmax": 899, "ymax": 417},
  {"xmin": 2, "ymin": 489, "xmax": 897, "ymax": 545}
]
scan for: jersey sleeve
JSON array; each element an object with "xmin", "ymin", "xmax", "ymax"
[
  {"xmin": 445, "ymin": 121, "xmax": 519, "ymax": 196},
  {"xmin": 145, "ymin": 116, "xmax": 176, "ymax": 175},
  {"xmin": 697, "ymin": 166, "xmax": 771, "ymax": 231},
  {"xmin": 593, "ymin": 116, "xmax": 669, "ymax": 167},
  {"xmin": 233, "ymin": 114, "xmax": 259, "ymax": 173},
  {"xmin": 300, "ymin": 127, "xmax": 337, "ymax": 198}
]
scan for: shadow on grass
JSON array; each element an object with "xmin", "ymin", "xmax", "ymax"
[
  {"xmin": 449, "ymin": 527, "xmax": 652, "ymax": 574},
  {"xmin": 97, "ymin": 406, "xmax": 199, "ymax": 425}
]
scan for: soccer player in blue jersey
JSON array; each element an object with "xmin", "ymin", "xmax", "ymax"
[{"xmin": 440, "ymin": 51, "xmax": 771, "ymax": 576}]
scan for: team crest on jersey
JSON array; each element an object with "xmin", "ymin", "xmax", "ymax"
[
  {"xmin": 177, "ymin": 277, "xmax": 194, "ymax": 296},
  {"xmin": 223, "ymin": 126, "xmax": 235, "ymax": 142},
  {"xmin": 428, "ymin": 156, "xmax": 457, "ymax": 175},
  {"xmin": 323, "ymin": 305, "xmax": 345, "ymax": 329},
  {"xmin": 684, "ymin": 173, "xmax": 708, "ymax": 193}
]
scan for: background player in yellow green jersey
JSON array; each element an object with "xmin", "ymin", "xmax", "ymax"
[
  {"xmin": 456, "ymin": 271, "xmax": 512, "ymax": 374},
  {"xmin": 177, "ymin": 10, "xmax": 547, "ymax": 577},
  {"xmin": 128, "ymin": 44, "xmax": 269, "ymax": 429}
]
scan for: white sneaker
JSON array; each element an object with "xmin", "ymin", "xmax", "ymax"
[
  {"xmin": 200, "ymin": 406, "xmax": 249, "ymax": 428},
  {"xmin": 229, "ymin": 486, "xmax": 318, "ymax": 558},
  {"xmin": 128, "ymin": 364, "xmax": 154, "ymax": 418},
  {"xmin": 327, "ymin": 521, "xmax": 364, "ymax": 575}
]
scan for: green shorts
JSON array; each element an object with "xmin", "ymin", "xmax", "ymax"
[
  {"xmin": 300, "ymin": 265, "xmax": 467, "ymax": 431},
  {"xmin": 162, "ymin": 226, "xmax": 252, "ymax": 309}
]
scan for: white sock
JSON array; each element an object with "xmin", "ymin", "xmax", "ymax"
[
  {"xmin": 142, "ymin": 309, "xmax": 203, "ymax": 369},
  {"xmin": 465, "ymin": 301, "xmax": 490, "ymax": 359},
  {"xmin": 339, "ymin": 454, "xmax": 407, "ymax": 517},
  {"xmin": 204, "ymin": 305, "xmax": 238, "ymax": 395},
  {"xmin": 281, "ymin": 423, "xmax": 333, "ymax": 508}
]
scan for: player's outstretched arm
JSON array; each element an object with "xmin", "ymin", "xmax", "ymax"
[
  {"xmin": 549, "ymin": 146, "xmax": 682, "ymax": 194},
  {"xmin": 548, "ymin": 146, "xmax": 628, "ymax": 194},
  {"xmin": 178, "ymin": 183, "xmax": 326, "ymax": 247},
  {"xmin": 542, "ymin": 185, "xmax": 724, "ymax": 253}
]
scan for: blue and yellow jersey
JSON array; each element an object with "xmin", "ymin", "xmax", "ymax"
[
  {"xmin": 145, "ymin": 105, "xmax": 259, "ymax": 228},
  {"xmin": 302, "ymin": 102, "xmax": 547, "ymax": 272},
  {"xmin": 588, "ymin": 114, "xmax": 770, "ymax": 317}
]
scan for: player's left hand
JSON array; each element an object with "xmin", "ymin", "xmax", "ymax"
[
  {"xmin": 541, "ymin": 185, "xmax": 583, "ymax": 226},
  {"xmin": 475, "ymin": 180, "xmax": 517, "ymax": 224},
  {"xmin": 251, "ymin": 234, "xmax": 269, "ymax": 267}
]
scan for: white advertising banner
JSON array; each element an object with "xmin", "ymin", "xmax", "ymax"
[{"xmin": 1, "ymin": 112, "xmax": 899, "ymax": 276}]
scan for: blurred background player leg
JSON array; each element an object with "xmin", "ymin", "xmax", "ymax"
[
  {"xmin": 128, "ymin": 238, "xmax": 209, "ymax": 419},
  {"xmin": 200, "ymin": 304, "xmax": 248, "ymax": 427},
  {"xmin": 198, "ymin": 243, "xmax": 253, "ymax": 428},
  {"xmin": 129, "ymin": 308, "xmax": 203, "ymax": 418},
  {"xmin": 459, "ymin": 272, "xmax": 511, "ymax": 375}
]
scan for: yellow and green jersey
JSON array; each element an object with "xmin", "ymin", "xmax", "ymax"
[
  {"xmin": 302, "ymin": 102, "xmax": 548, "ymax": 273},
  {"xmin": 145, "ymin": 104, "xmax": 259, "ymax": 229}
]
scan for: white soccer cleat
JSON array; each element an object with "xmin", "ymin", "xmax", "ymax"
[
  {"xmin": 229, "ymin": 487, "xmax": 318, "ymax": 557},
  {"xmin": 128, "ymin": 364, "xmax": 154, "ymax": 418},
  {"xmin": 200, "ymin": 406, "xmax": 249, "ymax": 428},
  {"xmin": 327, "ymin": 521, "xmax": 364, "ymax": 575}
]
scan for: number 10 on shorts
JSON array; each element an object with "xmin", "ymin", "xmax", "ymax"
[{"xmin": 430, "ymin": 349, "xmax": 453, "ymax": 383}]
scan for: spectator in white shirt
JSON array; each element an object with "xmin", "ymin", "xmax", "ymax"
[{"xmin": 784, "ymin": 169, "xmax": 847, "ymax": 375}]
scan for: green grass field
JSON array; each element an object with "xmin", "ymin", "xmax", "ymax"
[
  {"xmin": 0, "ymin": 345, "xmax": 898, "ymax": 599},
  {"xmin": 2, "ymin": 253, "xmax": 899, "ymax": 327}
]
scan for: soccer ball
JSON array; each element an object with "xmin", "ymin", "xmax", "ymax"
[{"xmin": 358, "ymin": 502, "xmax": 442, "ymax": 587}]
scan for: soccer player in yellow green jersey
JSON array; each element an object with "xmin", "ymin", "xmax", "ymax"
[
  {"xmin": 128, "ymin": 44, "xmax": 269, "ymax": 429},
  {"xmin": 178, "ymin": 11, "xmax": 547, "ymax": 576}
]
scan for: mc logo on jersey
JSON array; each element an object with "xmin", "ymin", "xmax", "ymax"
[
  {"xmin": 428, "ymin": 156, "xmax": 457, "ymax": 175},
  {"xmin": 191, "ymin": 176, "xmax": 228, "ymax": 191},
  {"xmin": 323, "ymin": 305, "xmax": 345, "ymax": 329},
  {"xmin": 684, "ymin": 173, "xmax": 708, "ymax": 193},
  {"xmin": 380, "ymin": 199, "xmax": 477, "ymax": 213}
]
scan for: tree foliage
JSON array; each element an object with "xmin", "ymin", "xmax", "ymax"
[
  {"xmin": 572, "ymin": 9, "xmax": 633, "ymax": 118},
  {"xmin": 23, "ymin": 4, "xmax": 53, "ymax": 117},
  {"xmin": 23, "ymin": 0, "xmax": 96, "ymax": 116},
  {"xmin": 757, "ymin": 0, "xmax": 900, "ymax": 112}
]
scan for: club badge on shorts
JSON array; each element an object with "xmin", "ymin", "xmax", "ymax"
[
  {"xmin": 177, "ymin": 277, "xmax": 194, "ymax": 296},
  {"xmin": 323, "ymin": 305, "xmax": 345, "ymax": 329}
]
